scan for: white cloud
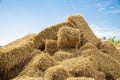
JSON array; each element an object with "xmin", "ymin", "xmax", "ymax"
[
  {"xmin": 98, "ymin": 7, "xmax": 105, "ymax": 12},
  {"xmin": 0, "ymin": 40, "xmax": 9, "ymax": 46},
  {"xmin": 90, "ymin": 24, "xmax": 120, "ymax": 39},
  {"xmin": 97, "ymin": 0, "xmax": 120, "ymax": 14},
  {"xmin": 110, "ymin": 9, "xmax": 120, "ymax": 14},
  {"xmin": 97, "ymin": 0, "xmax": 112, "ymax": 7}
]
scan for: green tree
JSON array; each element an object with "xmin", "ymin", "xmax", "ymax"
[{"xmin": 101, "ymin": 36, "xmax": 120, "ymax": 45}]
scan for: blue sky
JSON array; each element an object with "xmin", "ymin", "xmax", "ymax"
[{"xmin": 0, "ymin": 0, "xmax": 120, "ymax": 45}]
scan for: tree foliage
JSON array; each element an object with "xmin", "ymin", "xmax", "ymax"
[{"xmin": 101, "ymin": 36, "xmax": 120, "ymax": 45}]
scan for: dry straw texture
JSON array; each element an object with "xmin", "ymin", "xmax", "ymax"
[
  {"xmin": 34, "ymin": 22, "xmax": 72, "ymax": 48},
  {"xmin": 116, "ymin": 44, "xmax": 120, "ymax": 52},
  {"xmin": 57, "ymin": 27, "xmax": 80, "ymax": 49},
  {"xmin": 53, "ymin": 51, "xmax": 74, "ymax": 61},
  {"xmin": 45, "ymin": 40, "xmax": 58, "ymax": 56},
  {"xmin": 67, "ymin": 15, "xmax": 101, "ymax": 46},
  {"xmin": 33, "ymin": 53, "xmax": 57, "ymax": 71},
  {"xmin": 59, "ymin": 56, "xmax": 105, "ymax": 80},
  {"xmin": 12, "ymin": 76, "xmax": 43, "ymax": 80},
  {"xmin": 60, "ymin": 48, "xmax": 82, "ymax": 57},
  {"xmin": 19, "ymin": 52, "xmax": 56, "ymax": 78},
  {"xmin": 19, "ymin": 66, "xmax": 43, "ymax": 78},
  {"xmin": 44, "ymin": 65, "xmax": 71, "ymax": 80},
  {"xmin": 80, "ymin": 42, "xmax": 120, "ymax": 80},
  {"xmin": 67, "ymin": 77, "xmax": 95, "ymax": 80},
  {"xmin": 117, "ymin": 78, "xmax": 120, "ymax": 80},
  {"xmin": 17, "ymin": 50, "xmax": 44, "ymax": 78},
  {"xmin": 100, "ymin": 41, "xmax": 120, "ymax": 62},
  {"xmin": 0, "ymin": 33, "xmax": 36, "ymax": 80}
]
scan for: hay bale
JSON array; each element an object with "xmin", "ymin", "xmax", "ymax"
[
  {"xmin": 18, "ymin": 53, "xmax": 56, "ymax": 78},
  {"xmin": 12, "ymin": 76, "xmax": 43, "ymax": 80},
  {"xmin": 57, "ymin": 27, "xmax": 80, "ymax": 49},
  {"xmin": 80, "ymin": 42, "xmax": 120, "ymax": 79},
  {"xmin": 30, "ymin": 49, "xmax": 42, "ymax": 55},
  {"xmin": 67, "ymin": 77, "xmax": 95, "ymax": 80},
  {"xmin": 53, "ymin": 51, "xmax": 74, "ymax": 61},
  {"xmin": 0, "ymin": 33, "xmax": 37, "ymax": 80},
  {"xmin": 32, "ymin": 53, "xmax": 57, "ymax": 71},
  {"xmin": 18, "ymin": 52, "xmax": 44, "ymax": 77},
  {"xmin": 18, "ymin": 66, "xmax": 43, "ymax": 78},
  {"xmin": 13, "ymin": 50, "xmax": 42, "ymax": 78},
  {"xmin": 59, "ymin": 48, "xmax": 82, "ymax": 57},
  {"xmin": 45, "ymin": 40, "xmax": 58, "ymax": 56},
  {"xmin": 44, "ymin": 65, "xmax": 71, "ymax": 80},
  {"xmin": 100, "ymin": 41, "xmax": 120, "ymax": 62},
  {"xmin": 67, "ymin": 15, "xmax": 101, "ymax": 46},
  {"xmin": 34, "ymin": 22, "xmax": 72, "ymax": 48},
  {"xmin": 59, "ymin": 56, "xmax": 105, "ymax": 80}
]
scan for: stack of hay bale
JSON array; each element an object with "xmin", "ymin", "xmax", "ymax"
[{"xmin": 0, "ymin": 15, "xmax": 120, "ymax": 80}]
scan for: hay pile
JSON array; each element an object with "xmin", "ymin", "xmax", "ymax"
[
  {"xmin": 0, "ymin": 15, "xmax": 120, "ymax": 80},
  {"xmin": 67, "ymin": 77, "xmax": 95, "ymax": 80},
  {"xmin": 116, "ymin": 44, "xmax": 120, "ymax": 52},
  {"xmin": 0, "ymin": 34, "xmax": 37, "ymax": 80},
  {"xmin": 100, "ymin": 41, "xmax": 120, "ymax": 63}
]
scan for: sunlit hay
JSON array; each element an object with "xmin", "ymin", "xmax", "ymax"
[
  {"xmin": 44, "ymin": 65, "xmax": 71, "ymax": 80},
  {"xmin": 34, "ymin": 22, "xmax": 73, "ymax": 48},
  {"xmin": 60, "ymin": 48, "xmax": 82, "ymax": 57},
  {"xmin": 116, "ymin": 44, "xmax": 120, "ymax": 52},
  {"xmin": 17, "ymin": 51, "xmax": 44, "ymax": 78},
  {"xmin": 78, "ymin": 43, "xmax": 99, "ymax": 68},
  {"xmin": 67, "ymin": 77, "xmax": 95, "ymax": 80},
  {"xmin": 5, "ymin": 33, "xmax": 36, "ymax": 46},
  {"xmin": 80, "ymin": 42, "xmax": 98, "ymax": 50},
  {"xmin": 31, "ymin": 49, "xmax": 42, "ymax": 55},
  {"xmin": 53, "ymin": 51, "xmax": 74, "ymax": 61},
  {"xmin": 117, "ymin": 78, "xmax": 120, "ymax": 80},
  {"xmin": 59, "ymin": 56, "xmax": 105, "ymax": 80},
  {"xmin": 18, "ymin": 66, "xmax": 43, "ymax": 78},
  {"xmin": 12, "ymin": 75, "xmax": 43, "ymax": 80},
  {"xmin": 100, "ymin": 40, "xmax": 120, "ymax": 62},
  {"xmin": 0, "ymin": 33, "xmax": 36, "ymax": 80},
  {"xmin": 66, "ymin": 15, "xmax": 101, "ymax": 46},
  {"xmin": 18, "ymin": 53, "xmax": 57, "ymax": 78},
  {"xmin": 34, "ymin": 53, "xmax": 57, "ymax": 71},
  {"xmin": 116, "ymin": 47, "xmax": 120, "ymax": 52},
  {"xmin": 80, "ymin": 42, "xmax": 120, "ymax": 80},
  {"xmin": 80, "ymin": 42, "xmax": 103, "ymax": 69},
  {"xmin": 45, "ymin": 40, "xmax": 58, "ymax": 56},
  {"xmin": 57, "ymin": 27, "xmax": 80, "ymax": 49}
]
